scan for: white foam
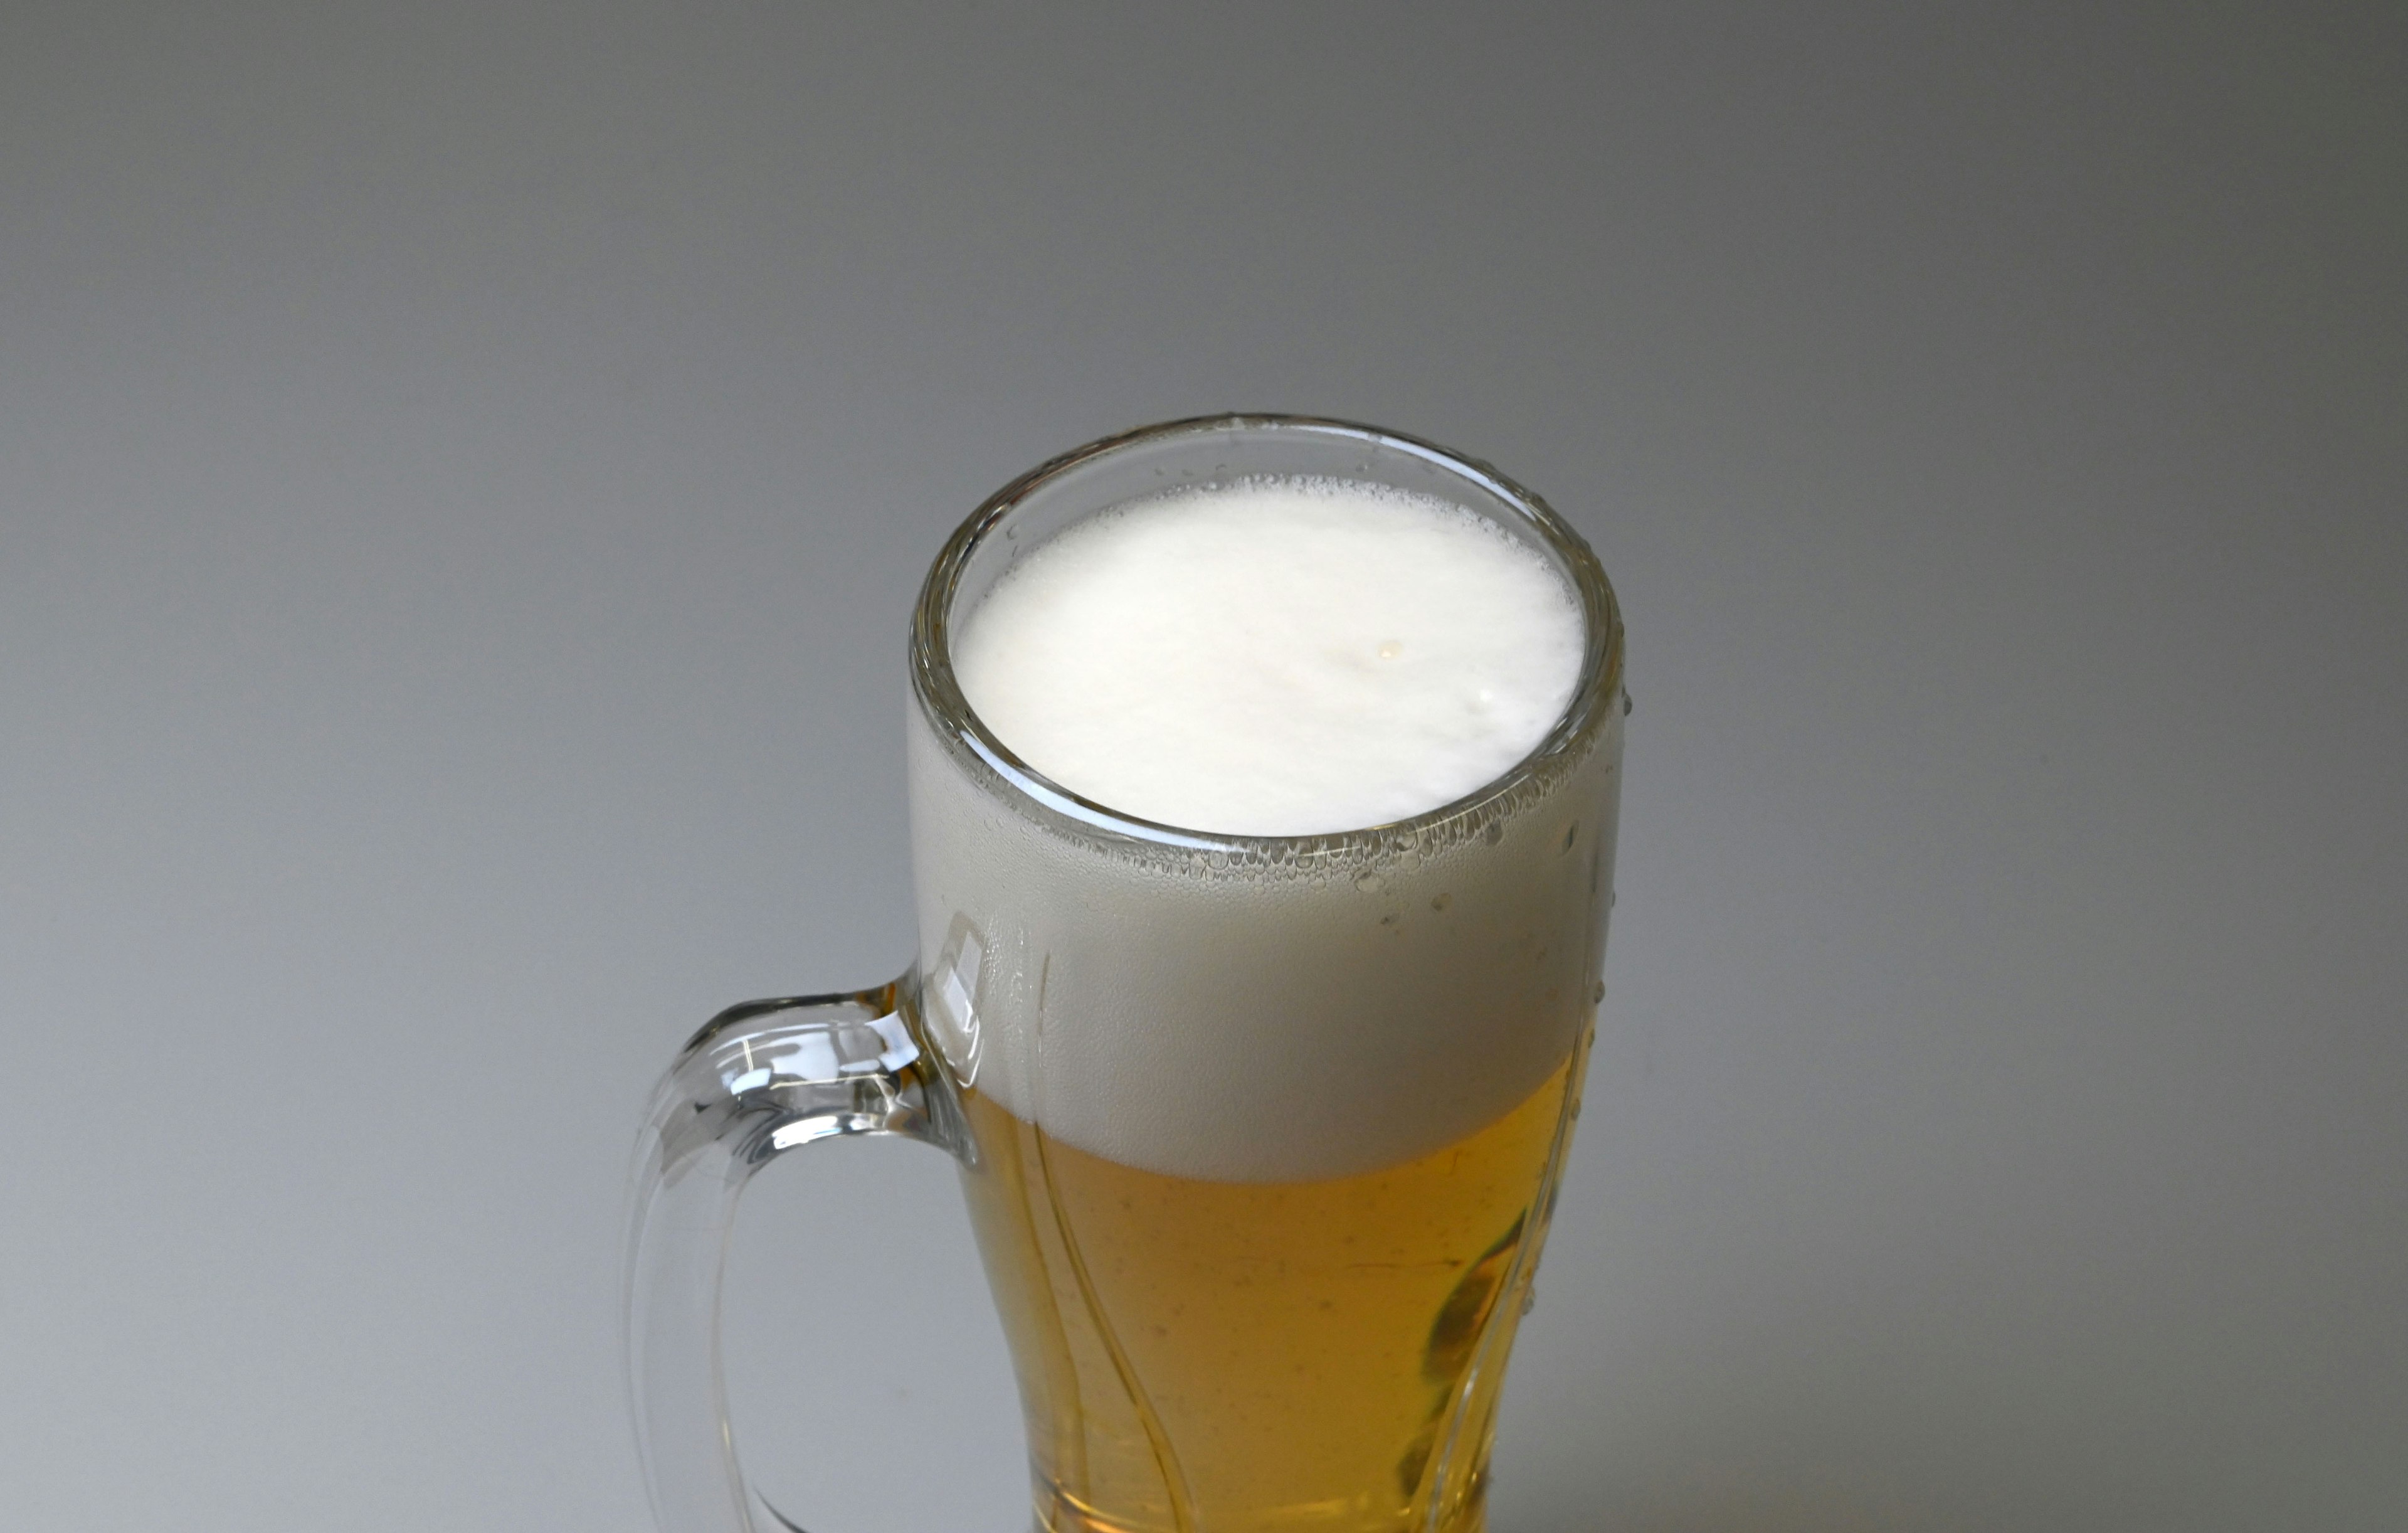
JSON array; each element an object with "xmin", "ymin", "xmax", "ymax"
[
  {"xmin": 951, "ymin": 480, "xmax": 1584, "ymax": 835},
  {"xmin": 910, "ymin": 478, "xmax": 1623, "ymax": 1182}
]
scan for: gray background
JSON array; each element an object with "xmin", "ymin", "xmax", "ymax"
[{"xmin": 4, "ymin": 3, "xmax": 2402, "ymax": 1530}]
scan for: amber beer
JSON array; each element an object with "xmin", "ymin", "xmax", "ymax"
[{"xmin": 956, "ymin": 1047, "xmax": 1590, "ymax": 1533}]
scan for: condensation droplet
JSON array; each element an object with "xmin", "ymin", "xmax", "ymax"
[
  {"xmin": 1561, "ymin": 821, "xmax": 1579, "ymax": 854},
  {"xmin": 1430, "ymin": 892, "xmax": 1453, "ymax": 913},
  {"xmin": 1376, "ymin": 639, "xmax": 1403, "ymax": 660},
  {"xmin": 1354, "ymin": 871, "xmax": 1384, "ymax": 893},
  {"xmin": 1483, "ymin": 822, "xmax": 1504, "ymax": 846},
  {"xmin": 1592, "ymin": 980, "xmax": 1605, "ymax": 1004}
]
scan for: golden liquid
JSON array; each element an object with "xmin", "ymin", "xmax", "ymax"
[{"xmin": 955, "ymin": 1039, "xmax": 1588, "ymax": 1533}]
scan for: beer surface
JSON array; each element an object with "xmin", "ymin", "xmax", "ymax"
[{"xmin": 953, "ymin": 479, "xmax": 1582, "ymax": 836}]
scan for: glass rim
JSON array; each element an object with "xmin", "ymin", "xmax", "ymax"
[{"xmin": 910, "ymin": 413, "xmax": 1625, "ymax": 856}]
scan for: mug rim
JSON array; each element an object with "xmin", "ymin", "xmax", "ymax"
[{"xmin": 910, "ymin": 413, "xmax": 1625, "ymax": 856}]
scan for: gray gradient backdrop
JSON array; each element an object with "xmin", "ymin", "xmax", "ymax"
[{"xmin": 5, "ymin": 4, "xmax": 2403, "ymax": 1530}]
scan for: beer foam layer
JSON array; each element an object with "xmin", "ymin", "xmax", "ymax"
[
  {"xmin": 951, "ymin": 480, "xmax": 1584, "ymax": 835},
  {"xmin": 911, "ymin": 479, "xmax": 1622, "ymax": 1182}
]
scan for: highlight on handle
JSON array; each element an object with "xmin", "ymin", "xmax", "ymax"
[{"xmin": 623, "ymin": 977, "xmax": 963, "ymax": 1533}]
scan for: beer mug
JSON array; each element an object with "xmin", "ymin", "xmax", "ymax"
[{"xmin": 626, "ymin": 416, "xmax": 1627, "ymax": 1533}]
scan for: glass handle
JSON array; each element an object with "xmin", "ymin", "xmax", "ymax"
[{"xmin": 624, "ymin": 975, "xmax": 961, "ymax": 1533}]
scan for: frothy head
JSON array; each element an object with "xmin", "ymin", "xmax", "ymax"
[
  {"xmin": 951, "ymin": 479, "xmax": 1584, "ymax": 836},
  {"xmin": 910, "ymin": 437, "xmax": 1624, "ymax": 1182}
]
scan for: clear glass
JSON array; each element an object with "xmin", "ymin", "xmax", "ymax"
[{"xmin": 626, "ymin": 415, "xmax": 1627, "ymax": 1533}]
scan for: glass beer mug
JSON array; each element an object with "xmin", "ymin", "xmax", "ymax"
[{"xmin": 626, "ymin": 416, "xmax": 1627, "ymax": 1533}]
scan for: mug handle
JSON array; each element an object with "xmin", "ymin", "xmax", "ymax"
[{"xmin": 624, "ymin": 975, "xmax": 960, "ymax": 1533}]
